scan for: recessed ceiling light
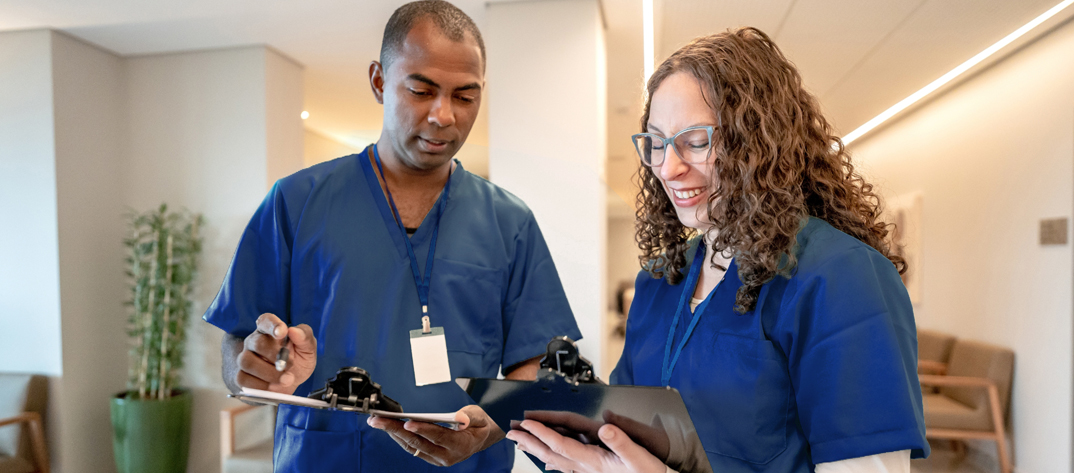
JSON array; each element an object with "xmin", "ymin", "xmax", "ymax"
[
  {"xmin": 301, "ymin": 111, "xmax": 310, "ymax": 120},
  {"xmin": 843, "ymin": 0, "xmax": 1074, "ymax": 145}
]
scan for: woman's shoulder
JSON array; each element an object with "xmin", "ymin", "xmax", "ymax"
[{"xmin": 791, "ymin": 217, "xmax": 896, "ymax": 282}]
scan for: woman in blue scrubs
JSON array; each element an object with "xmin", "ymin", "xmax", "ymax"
[{"xmin": 506, "ymin": 27, "xmax": 929, "ymax": 472}]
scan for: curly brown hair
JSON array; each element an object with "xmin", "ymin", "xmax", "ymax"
[{"xmin": 635, "ymin": 27, "xmax": 905, "ymax": 314}]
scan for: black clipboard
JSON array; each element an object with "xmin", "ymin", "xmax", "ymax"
[{"xmin": 456, "ymin": 338, "xmax": 712, "ymax": 473}]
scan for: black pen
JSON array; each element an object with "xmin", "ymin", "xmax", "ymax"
[{"xmin": 276, "ymin": 334, "xmax": 290, "ymax": 371}]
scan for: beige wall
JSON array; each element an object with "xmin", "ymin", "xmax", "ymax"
[
  {"xmin": 265, "ymin": 48, "xmax": 305, "ymax": 191},
  {"xmin": 51, "ymin": 31, "xmax": 128, "ymax": 473},
  {"xmin": 0, "ymin": 35, "xmax": 304, "ymax": 473},
  {"xmin": 849, "ymin": 18, "xmax": 1074, "ymax": 473},
  {"xmin": 0, "ymin": 29, "xmax": 129, "ymax": 472},
  {"xmin": 124, "ymin": 45, "xmax": 303, "ymax": 473},
  {"xmin": 305, "ymin": 128, "xmax": 361, "ymax": 168}
]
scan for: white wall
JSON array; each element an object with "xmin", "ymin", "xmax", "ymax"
[
  {"xmin": 124, "ymin": 45, "xmax": 303, "ymax": 473},
  {"xmin": 487, "ymin": 0, "xmax": 609, "ymax": 375},
  {"xmin": 0, "ymin": 29, "xmax": 63, "ymax": 377},
  {"xmin": 50, "ymin": 31, "xmax": 127, "ymax": 473},
  {"xmin": 604, "ymin": 216, "xmax": 638, "ymax": 376},
  {"xmin": 849, "ymin": 18, "xmax": 1074, "ymax": 473}
]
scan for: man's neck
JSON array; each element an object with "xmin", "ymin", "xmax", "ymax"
[
  {"xmin": 375, "ymin": 142, "xmax": 452, "ymax": 193},
  {"xmin": 371, "ymin": 141, "xmax": 454, "ymax": 229}
]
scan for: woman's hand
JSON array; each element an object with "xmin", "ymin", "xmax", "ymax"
[{"xmin": 506, "ymin": 419, "xmax": 669, "ymax": 473}]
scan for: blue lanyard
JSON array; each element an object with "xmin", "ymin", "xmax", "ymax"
[
  {"xmin": 661, "ymin": 245, "xmax": 714, "ymax": 387},
  {"xmin": 371, "ymin": 145, "xmax": 451, "ymax": 323}
]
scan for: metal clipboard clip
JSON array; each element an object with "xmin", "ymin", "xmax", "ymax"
[{"xmin": 538, "ymin": 336, "xmax": 604, "ymax": 386}]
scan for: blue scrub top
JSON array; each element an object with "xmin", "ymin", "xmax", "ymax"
[
  {"xmin": 612, "ymin": 218, "xmax": 929, "ymax": 472},
  {"xmin": 204, "ymin": 147, "xmax": 581, "ymax": 473}
]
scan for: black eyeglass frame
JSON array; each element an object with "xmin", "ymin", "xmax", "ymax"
[{"xmin": 631, "ymin": 124, "xmax": 719, "ymax": 167}]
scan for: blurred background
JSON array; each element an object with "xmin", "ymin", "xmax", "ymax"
[{"xmin": 1, "ymin": 0, "xmax": 1073, "ymax": 472}]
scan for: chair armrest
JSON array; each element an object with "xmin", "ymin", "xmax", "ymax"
[
  {"xmin": 0, "ymin": 412, "xmax": 50, "ymax": 473},
  {"xmin": 221, "ymin": 403, "xmax": 269, "ymax": 465},
  {"xmin": 222, "ymin": 403, "xmax": 262, "ymax": 418},
  {"xmin": 918, "ymin": 360, "xmax": 948, "ymax": 375},
  {"xmin": 0, "ymin": 412, "xmax": 36, "ymax": 428},
  {"xmin": 920, "ymin": 374, "xmax": 1007, "ymax": 435},
  {"xmin": 919, "ymin": 374, "xmax": 995, "ymax": 388}
]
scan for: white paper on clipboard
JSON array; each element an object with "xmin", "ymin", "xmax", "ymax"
[{"xmin": 235, "ymin": 387, "xmax": 461, "ymax": 426}]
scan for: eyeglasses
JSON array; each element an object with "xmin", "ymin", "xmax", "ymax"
[{"xmin": 631, "ymin": 125, "xmax": 717, "ymax": 167}]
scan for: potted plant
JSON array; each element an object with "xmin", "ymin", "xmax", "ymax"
[{"xmin": 111, "ymin": 204, "xmax": 203, "ymax": 473}]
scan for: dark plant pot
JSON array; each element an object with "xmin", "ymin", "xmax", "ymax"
[{"xmin": 110, "ymin": 389, "xmax": 192, "ymax": 473}]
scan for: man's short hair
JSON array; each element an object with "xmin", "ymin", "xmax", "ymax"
[{"xmin": 380, "ymin": 0, "xmax": 486, "ymax": 73}]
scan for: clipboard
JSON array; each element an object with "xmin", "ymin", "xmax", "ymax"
[
  {"xmin": 227, "ymin": 366, "xmax": 461, "ymax": 427},
  {"xmin": 229, "ymin": 387, "xmax": 460, "ymax": 426},
  {"xmin": 457, "ymin": 337, "xmax": 712, "ymax": 473}
]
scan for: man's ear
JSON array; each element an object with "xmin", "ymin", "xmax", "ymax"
[{"xmin": 369, "ymin": 61, "xmax": 385, "ymax": 105}]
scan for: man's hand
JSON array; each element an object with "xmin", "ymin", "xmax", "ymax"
[
  {"xmin": 367, "ymin": 405, "xmax": 504, "ymax": 467},
  {"xmin": 364, "ymin": 356, "xmax": 541, "ymax": 465},
  {"xmin": 222, "ymin": 313, "xmax": 317, "ymax": 396}
]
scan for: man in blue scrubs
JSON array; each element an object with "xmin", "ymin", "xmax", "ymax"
[{"xmin": 203, "ymin": 2, "xmax": 581, "ymax": 471}]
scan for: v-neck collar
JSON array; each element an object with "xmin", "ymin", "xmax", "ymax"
[
  {"xmin": 357, "ymin": 146, "xmax": 462, "ymax": 261},
  {"xmin": 683, "ymin": 239, "xmax": 742, "ymax": 316}
]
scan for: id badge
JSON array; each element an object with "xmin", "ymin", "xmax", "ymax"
[{"xmin": 409, "ymin": 327, "xmax": 452, "ymax": 386}]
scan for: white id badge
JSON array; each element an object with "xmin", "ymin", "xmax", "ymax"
[{"xmin": 409, "ymin": 327, "xmax": 452, "ymax": 386}]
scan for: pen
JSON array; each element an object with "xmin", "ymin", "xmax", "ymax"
[{"xmin": 276, "ymin": 334, "xmax": 290, "ymax": 371}]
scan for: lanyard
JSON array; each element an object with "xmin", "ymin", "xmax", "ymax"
[
  {"xmin": 371, "ymin": 145, "xmax": 451, "ymax": 331},
  {"xmin": 661, "ymin": 245, "xmax": 714, "ymax": 387}
]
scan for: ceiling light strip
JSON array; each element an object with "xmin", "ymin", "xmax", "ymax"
[
  {"xmin": 643, "ymin": 0, "xmax": 655, "ymax": 81},
  {"xmin": 842, "ymin": 0, "xmax": 1074, "ymax": 145}
]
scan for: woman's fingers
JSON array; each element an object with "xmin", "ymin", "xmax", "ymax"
[
  {"xmin": 505, "ymin": 428, "xmax": 579, "ymax": 473},
  {"xmin": 519, "ymin": 420, "xmax": 610, "ymax": 468},
  {"xmin": 601, "ymin": 411, "xmax": 670, "ymax": 461},
  {"xmin": 525, "ymin": 410, "xmax": 602, "ymax": 433},
  {"xmin": 597, "ymin": 424, "xmax": 666, "ymax": 473}
]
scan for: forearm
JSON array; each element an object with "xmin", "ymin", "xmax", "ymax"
[
  {"xmin": 221, "ymin": 333, "xmax": 244, "ymax": 394},
  {"xmin": 504, "ymin": 356, "xmax": 542, "ymax": 381},
  {"xmin": 815, "ymin": 450, "xmax": 910, "ymax": 473}
]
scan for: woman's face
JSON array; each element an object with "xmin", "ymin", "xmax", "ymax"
[{"xmin": 646, "ymin": 72, "xmax": 720, "ymax": 231}]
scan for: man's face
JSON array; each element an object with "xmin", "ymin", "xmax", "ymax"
[{"xmin": 374, "ymin": 20, "xmax": 484, "ymax": 171}]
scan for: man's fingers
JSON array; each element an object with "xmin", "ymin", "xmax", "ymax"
[
  {"xmin": 368, "ymin": 416, "xmax": 448, "ymax": 463},
  {"xmin": 454, "ymin": 410, "xmax": 471, "ymax": 430},
  {"xmin": 256, "ymin": 313, "xmax": 286, "ymax": 339},
  {"xmin": 235, "ymin": 369, "xmax": 270, "ymax": 391},
  {"xmin": 458, "ymin": 405, "xmax": 494, "ymax": 431},
  {"xmin": 236, "ymin": 351, "xmax": 281, "ymax": 384},
  {"xmin": 377, "ymin": 422, "xmax": 432, "ymax": 458},
  {"xmin": 368, "ymin": 417, "xmax": 444, "ymax": 452},
  {"xmin": 403, "ymin": 421, "xmax": 457, "ymax": 447},
  {"xmin": 244, "ymin": 332, "xmax": 282, "ymax": 359},
  {"xmin": 287, "ymin": 324, "xmax": 317, "ymax": 356},
  {"xmin": 598, "ymin": 424, "xmax": 664, "ymax": 473}
]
